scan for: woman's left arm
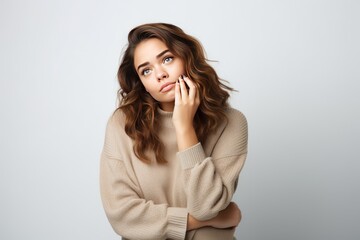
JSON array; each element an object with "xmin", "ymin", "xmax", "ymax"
[
  {"xmin": 173, "ymin": 76, "xmax": 248, "ymax": 222},
  {"xmin": 179, "ymin": 110, "xmax": 248, "ymax": 221}
]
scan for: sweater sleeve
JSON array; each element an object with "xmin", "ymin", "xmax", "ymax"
[
  {"xmin": 100, "ymin": 114, "xmax": 188, "ymax": 240},
  {"xmin": 177, "ymin": 109, "xmax": 248, "ymax": 221}
]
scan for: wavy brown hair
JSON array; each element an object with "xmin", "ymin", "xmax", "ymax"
[{"xmin": 116, "ymin": 23, "xmax": 233, "ymax": 164}]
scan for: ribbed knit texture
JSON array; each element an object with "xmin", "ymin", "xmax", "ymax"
[{"xmin": 99, "ymin": 107, "xmax": 248, "ymax": 240}]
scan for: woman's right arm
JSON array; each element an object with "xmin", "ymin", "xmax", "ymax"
[
  {"xmin": 187, "ymin": 202, "xmax": 242, "ymax": 230},
  {"xmin": 100, "ymin": 155, "xmax": 189, "ymax": 240},
  {"xmin": 186, "ymin": 203, "xmax": 241, "ymax": 240},
  {"xmin": 100, "ymin": 115, "xmax": 188, "ymax": 240}
]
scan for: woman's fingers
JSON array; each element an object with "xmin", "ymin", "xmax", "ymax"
[
  {"xmin": 178, "ymin": 75, "xmax": 199, "ymax": 103},
  {"xmin": 174, "ymin": 78, "xmax": 181, "ymax": 103},
  {"xmin": 182, "ymin": 76, "xmax": 197, "ymax": 100},
  {"xmin": 172, "ymin": 75, "xmax": 200, "ymax": 137},
  {"xmin": 179, "ymin": 75, "xmax": 188, "ymax": 100}
]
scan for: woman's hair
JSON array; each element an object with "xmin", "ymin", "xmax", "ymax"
[{"xmin": 116, "ymin": 23, "xmax": 233, "ymax": 163}]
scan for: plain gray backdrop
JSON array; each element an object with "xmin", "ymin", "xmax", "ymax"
[{"xmin": 1, "ymin": 0, "xmax": 359, "ymax": 239}]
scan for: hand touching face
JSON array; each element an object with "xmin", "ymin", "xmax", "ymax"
[{"xmin": 134, "ymin": 38, "xmax": 185, "ymax": 111}]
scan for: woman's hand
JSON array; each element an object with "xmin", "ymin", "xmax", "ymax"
[
  {"xmin": 187, "ymin": 202, "xmax": 242, "ymax": 230},
  {"xmin": 209, "ymin": 202, "xmax": 242, "ymax": 229},
  {"xmin": 172, "ymin": 75, "xmax": 200, "ymax": 151}
]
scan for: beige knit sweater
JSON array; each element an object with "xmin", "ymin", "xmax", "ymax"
[{"xmin": 100, "ymin": 107, "xmax": 248, "ymax": 240}]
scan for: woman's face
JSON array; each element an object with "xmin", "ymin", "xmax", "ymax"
[{"xmin": 134, "ymin": 38, "xmax": 185, "ymax": 111}]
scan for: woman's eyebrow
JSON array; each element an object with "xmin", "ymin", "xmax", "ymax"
[
  {"xmin": 156, "ymin": 49, "xmax": 170, "ymax": 59},
  {"xmin": 137, "ymin": 49, "xmax": 170, "ymax": 71}
]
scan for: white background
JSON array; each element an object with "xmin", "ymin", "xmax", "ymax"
[{"xmin": 1, "ymin": 0, "xmax": 359, "ymax": 239}]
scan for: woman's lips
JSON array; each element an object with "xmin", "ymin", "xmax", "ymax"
[{"xmin": 160, "ymin": 82, "xmax": 175, "ymax": 93}]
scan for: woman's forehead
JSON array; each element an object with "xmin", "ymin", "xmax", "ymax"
[{"xmin": 134, "ymin": 39, "xmax": 169, "ymax": 66}]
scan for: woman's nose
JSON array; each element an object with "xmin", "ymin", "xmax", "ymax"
[{"xmin": 156, "ymin": 67, "xmax": 169, "ymax": 81}]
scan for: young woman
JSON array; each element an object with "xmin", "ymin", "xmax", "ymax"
[{"xmin": 100, "ymin": 23, "xmax": 248, "ymax": 240}]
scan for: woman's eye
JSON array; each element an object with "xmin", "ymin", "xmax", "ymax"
[
  {"xmin": 142, "ymin": 69, "xmax": 151, "ymax": 76},
  {"xmin": 163, "ymin": 56, "xmax": 173, "ymax": 64}
]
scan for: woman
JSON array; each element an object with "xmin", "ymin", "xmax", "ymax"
[{"xmin": 100, "ymin": 23, "xmax": 248, "ymax": 240}]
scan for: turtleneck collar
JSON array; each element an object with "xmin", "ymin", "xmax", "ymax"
[{"xmin": 157, "ymin": 107, "xmax": 174, "ymax": 128}]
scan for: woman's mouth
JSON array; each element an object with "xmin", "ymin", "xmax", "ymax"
[{"xmin": 160, "ymin": 82, "xmax": 176, "ymax": 93}]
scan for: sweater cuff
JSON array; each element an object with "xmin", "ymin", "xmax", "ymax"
[
  {"xmin": 177, "ymin": 142, "xmax": 207, "ymax": 170},
  {"xmin": 167, "ymin": 207, "xmax": 188, "ymax": 240}
]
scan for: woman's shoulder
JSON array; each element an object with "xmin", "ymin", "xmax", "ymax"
[
  {"xmin": 224, "ymin": 107, "xmax": 247, "ymax": 125},
  {"xmin": 218, "ymin": 107, "xmax": 248, "ymax": 154},
  {"xmin": 106, "ymin": 108, "xmax": 127, "ymax": 131}
]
